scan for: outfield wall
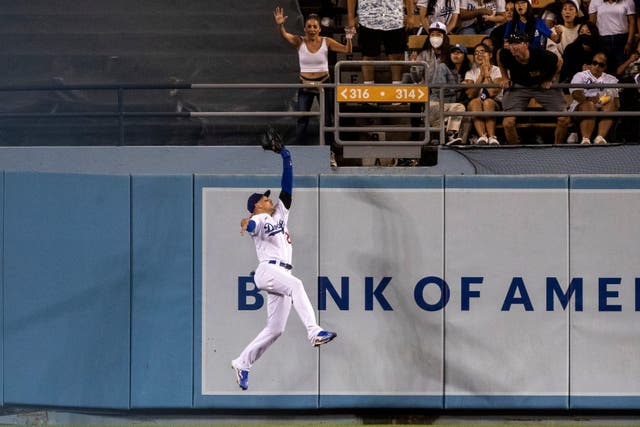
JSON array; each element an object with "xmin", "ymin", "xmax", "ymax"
[{"xmin": 1, "ymin": 169, "xmax": 639, "ymax": 410}]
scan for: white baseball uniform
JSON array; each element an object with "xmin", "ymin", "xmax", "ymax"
[
  {"xmin": 568, "ymin": 69, "xmax": 619, "ymax": 111},
  {"xmin": 232, "ymin": 197, "xmax": 323, "ymax": 371}
]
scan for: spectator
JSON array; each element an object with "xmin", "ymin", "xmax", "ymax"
[
  {"xmin": 406, "ymin": 22, "xmax": 450, "ymax": 141},
  {"xmin": 498, "ymin": 32, "xmax": 570, "ymax": 144},
  {"xmin": 616, "ymin": 37, "xmax": 640, "ymax": 78},
  {"xmin": 448, "ymin": 44, "xmax": 473, "ymax": 80},
  {"xmin": 490, "ymin": 0, "xmax": 516, "ymax": 50},
  {"xmin": 459, "ymin": 0, "xmax": 507, "ymax": 34},
  {"xmin": 504, "ymin": 0, "xmax": 561, "ymax": 48},
  {"xmin": 542, "ymin": 0, "xmax": 585, "ymax": 27},
  {"xmin": 417, "ymin": 0, "xmax": 461, "ymax": 33},
  {"xmin": 614, "ymin": 38, "xmax": 640, "ymax": 140},
  {"xmin": 430, "ymin": 45, "xmax": 468, "ymax": 145},
  {"xmin": 446, "ymin": 43, "xmax": 473, "ymax": 101},
  {"xmin": 273, "ymin": 7, "xmax": 352, "ymax": 162},
  {"xmin": 347, "ymin": 0, "xmax": 411, "ymax": 84},
  {"xmin": 464, "ymin": 43, "xmax": 504, "ymax": 144},
  {"xmin": 588, "ymin": 0, "xmax": 637, "ymax": 71},
  {"xmin": 407, "ymin": 0, "xmax": 425, "ymax": 34},
  {"xmin": 404, "ymin": 28, "xmax": 465, "ymax": 144},
  {"xmin": 559, "ymin": 21, "xmax": 605, "ymax": 82},
  {"xmin": 569, "ymin": 51, "xmax": 619, "ymax": 144},
  {"xmin": 417, "ymin": 22, "xmax": 451, "ymax": 74},
  {"xmin": 546, "ymin": 0, "xmax": 583, "ymax": 58},
  {"xmin": 480, "ymin": 35, "xmax": 497, "ymax": 51},
  {"xmin": 403, "ymin": 23, "xmax": 449, "ymax": 90}
]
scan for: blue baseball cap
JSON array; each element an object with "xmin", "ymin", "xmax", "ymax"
[
  {"xmin": 451, "ymin": 43, "xmax": 468, "ymax": 55},
  {"xmin": 247, "ymin": 190, "xmax": 270, "ymax": 213}
]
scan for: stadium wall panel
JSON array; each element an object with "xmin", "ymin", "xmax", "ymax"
[
  {"xmin": 1, "ymin": 171, "xmax": 639, "ymax": 410},
  {"xmin": 3, "ymin": 172, "xmax": 131, "ymax": 408},
  {"xmin": 130, "ymin": 175, "xmax": 193, "ymax": 408}
]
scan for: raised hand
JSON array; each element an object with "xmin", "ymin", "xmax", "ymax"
[
  {"xmin": 273, "ymin": 6, "xmax": 287, "ymax": 25},
  {"xmin": 553, "ymin": 25, "xmax": 563, "ymax": 37}
]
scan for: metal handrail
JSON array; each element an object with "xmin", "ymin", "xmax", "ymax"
[
  {"xmin": 0, "ymin": 78, "xmax": 638, "ymax": 147},
  {"xmin": 0, "ymin": 82, "xmax": 323, "ymax": 146}
]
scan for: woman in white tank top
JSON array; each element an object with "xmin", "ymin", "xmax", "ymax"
[{"xmin": 273, "ymin": 7, "xmax": 353, "ymax": 159}]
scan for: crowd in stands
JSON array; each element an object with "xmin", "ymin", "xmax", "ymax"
[
  {"xmin": 400, "ymin": 0, "xmax": 640, "ymax": 145},
  {"xmin": 290, "ymin": 0, "xmax": 639, "ymax": 151}
]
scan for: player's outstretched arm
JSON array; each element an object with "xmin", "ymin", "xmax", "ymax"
[{"xmin": 279, "ymin": 147, "xmax": 292, "ymax": 210}]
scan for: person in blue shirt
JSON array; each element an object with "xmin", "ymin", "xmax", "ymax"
[{"xmin": 504, "ymin": 0, "xmax": 561, "ymax": 48}]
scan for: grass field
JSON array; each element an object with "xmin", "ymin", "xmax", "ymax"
[
  {"xmin": 10, "ymin": 420, "xmax": 640, "ymax": 427},
  {"xmin": 6, "ymin": 422, "xmax": 640, "ymax": 427},
  {"xmin": 4, "ymin": 410, "xmax": 640, "ymax": 427}
]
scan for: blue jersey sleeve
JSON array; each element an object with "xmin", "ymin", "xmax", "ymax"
[{"xmin": 280, "ymin": 148, "xmax": 292, "ymax": 195}]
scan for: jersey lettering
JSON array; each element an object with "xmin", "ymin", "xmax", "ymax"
[{"xmin": 264, "ymin": 220, "xmax": 285, "ymax": 237}]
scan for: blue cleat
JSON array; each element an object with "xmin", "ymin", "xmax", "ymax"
[
  {"xmin": 232, "ymin": 365, "xmax": 249, "ymax": 390},
  {"xmin": 313, "ymin": 330, "xmax": 337, "ymax": 347}
]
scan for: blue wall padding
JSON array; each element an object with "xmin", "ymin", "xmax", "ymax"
[
  {"xmin": 3, "ymin": 172, "xmax": 131, "ymax": 408},
  {"xmin": 1, "ymin": 170, "xmax": 640, "ymax": 410},
  {"xmin": 130, "ymin": 175, "xmax": 193, "ymax": 408},
  {"xmin": 0, "ymin": 172, "xmax": 4, "ymax": 406}
]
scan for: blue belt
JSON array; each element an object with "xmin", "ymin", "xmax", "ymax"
[{"xmin": 268, "ymin": 260, "xmax": 292, "ymax": 270}]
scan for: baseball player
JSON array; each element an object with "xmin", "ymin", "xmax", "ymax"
[{"xmin": 231, "ymin": 135, "xmax": 337, "ymax": 391}]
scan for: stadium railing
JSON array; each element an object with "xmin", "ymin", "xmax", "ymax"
[{"xmin": 0, "ymin": 69, "xmax": 638, "ymax": 155}]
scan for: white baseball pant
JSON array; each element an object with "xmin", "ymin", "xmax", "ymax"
[{"xmin": 232, "ymin": 262, "xmax": 322, "ymax": 370}]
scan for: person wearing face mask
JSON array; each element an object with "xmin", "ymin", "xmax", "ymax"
[
  {"xmin": 408, "ymin": 24, "xmax": 467, "ymax": 144},
  {"xmin": 430, "ymin": 31, "xmax": 446, "ymax": 48},
  {"xmin": 569, "ymin": 51, "xmax": 619, "ymax": 144},
  {"xmin": 559, "ymin": 21, "xmax": 606, "ymax": 82},
  {"xmin": 416, "ymin": 21, "xmax": 450, "ymax": 77}
]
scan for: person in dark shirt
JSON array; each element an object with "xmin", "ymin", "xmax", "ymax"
[
  {"xmin": 497, "ymin": 32, "xmax": 570, "ymax": 144},
  {"xmin": 560, "ymin": 21, "xmax": 606, "ymax": 83}
]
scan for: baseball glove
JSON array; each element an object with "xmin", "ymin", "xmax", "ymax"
[{"xmin": 260, "ymin": 126, "xmax": 284, "ymax": 154}]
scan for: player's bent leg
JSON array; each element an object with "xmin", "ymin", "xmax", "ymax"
[
  {"xmin": 261, "ymin": 266, "xmax": 323, "ymax": 340},
  {"xmin": 231, "ymin": 292, "xmax": 291, "ymax": 384}
]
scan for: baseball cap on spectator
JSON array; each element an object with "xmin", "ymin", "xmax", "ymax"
[
  {"xmin": 508, "ymin": 32, "xmax": 529, "ymax": 44},
  {"xmin": 247, "ymin": 190, "xmax": 271, "ymax": 213},
  {"xmin": 428, "ymin": 21, "xmax": 447, "ymax": 34},
  {"xmin": 451, "ymin": 43, "xmax": 468, "ymax": 55}
]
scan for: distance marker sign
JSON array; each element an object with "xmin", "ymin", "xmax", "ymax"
[{"xmin": 337, "ymin": 85, "xmax": 428, "ymax": 103}]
